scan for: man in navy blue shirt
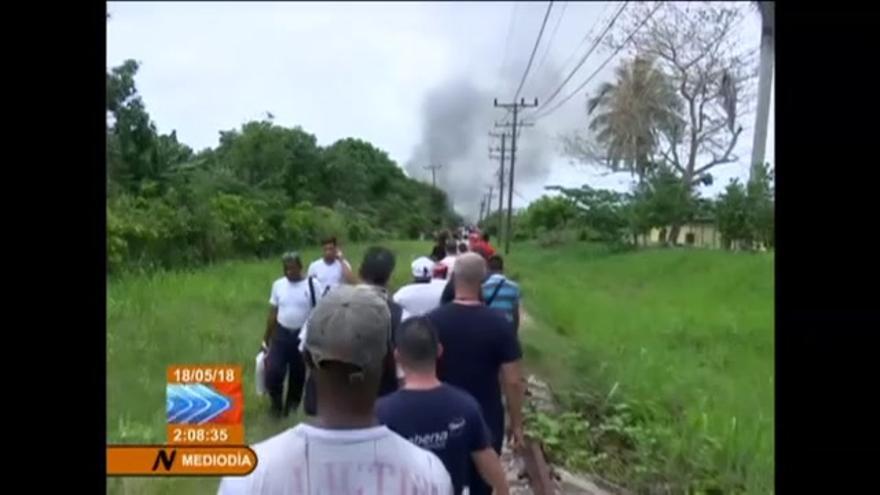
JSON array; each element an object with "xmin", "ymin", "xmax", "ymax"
[
  {"xmin": 377, "ymin": 317, "xmax": 510, "ymax": 495},
  {"xmin": 426, "ymin": 253, "xmax": 524, "ymax": 495}
]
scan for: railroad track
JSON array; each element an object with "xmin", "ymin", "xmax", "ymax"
[{"xmin": 503, "ymin": 375, "xmax": 621, "ymax": 495}]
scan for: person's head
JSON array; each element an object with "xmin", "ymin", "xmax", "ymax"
[
  {"xmin": 321, "ymin": 236, "xmax": 338, "ymax": 262},
  {"xmin": 454, "ymin": 252, "xmax": 488, "ymax": 298},
  {"xmin": 281, "ymin": 252, "xmax": 304, "ymax": 281},
  {"xmin": 445, "ymin": 240, "xmax": 458, "ymax": 257},
  {"xmin": 482, "ymin": 232, "xmax": 490, "ymax": 243},
  {"xmin": 487, "ymin": 254, "xmax": 504, "ymax": 273},
  {"xmin": 411, "ymin": 257, "xmax": 435, "ymax": 283},
  {"xmin": 458, "ymin": 242, "xmax": 468, "ymax": 254},
  {"xmin": 394, "ymin": 316, "xmax": 443, "ymax": 375},
  {"xmin": 359, "ymin": 246, "xmax": 396, "ymax": 288},
  {"xmin": 302, "ymin": 284, "xmax": 391, "ymax": 416}
]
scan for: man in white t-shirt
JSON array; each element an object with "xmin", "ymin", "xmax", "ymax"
[
  {"xmin": 219, "ymin": 285, "xmax": 453, "ymax": 495},
  {"xmin": 394, "ymin": 256, "xmax": 446, "ymax": 320},
  {"xmin": 307, "ymin": 236, "xmax": 356, "ymax": 290},
  {"xmin": 263, "ymin": 252, "xmax": 324, "ymax": 417}
]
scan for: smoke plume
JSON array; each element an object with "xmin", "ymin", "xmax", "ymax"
[{"xmin": 405, "ymin": 57, "xmax": 564, "ymax": 220}]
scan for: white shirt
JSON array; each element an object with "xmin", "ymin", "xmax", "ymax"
[
  {"xmin": 218, "ymin": 424, "xmax": 453, "ymax": 495},
  {"xmin": 269, "ymin": 276, "xmax": 324, "ymax": 330},
  {"xmin": 438, "ymin": 255, "xmax": 457, "ymax": 275},
  {"xmin": 393, "ymin": 279, "xmax": 446, "ymax": 319},
  {"xmin": 308, "ymin": 258, "xmax": 351, "ymax": 290}
]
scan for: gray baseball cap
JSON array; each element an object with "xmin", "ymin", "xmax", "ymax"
[{"xmin": 303, "ymin": 284, "xmax": 391, "ymax": 371}]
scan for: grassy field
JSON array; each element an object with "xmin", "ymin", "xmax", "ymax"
[
  {"xmin": 107, "ymin": 240, "xmax": 773, "ymax": 494},
  {"xmin": 508, "ymin": 243, "xmax": 774, "ymax": 494}
]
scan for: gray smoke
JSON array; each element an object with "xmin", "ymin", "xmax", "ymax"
[{"xmin": 406, "ymin": 57, "xmax": 564, "ymax": 220}]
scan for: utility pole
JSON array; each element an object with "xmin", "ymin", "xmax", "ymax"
[
  {"xmin": 486, "ymin": 185, "xmax": 494, "ymax": 223},
  {"xmin": 423, "ymin": 164, "xmax": 442, "ymax": 187},
  {"xmin": 488, "ymin": 131, "xmax": 508, "ymax": 244},
  {"xmin": 494, "ymin": 97, "xmax": 537, "ymax": 254},
  {"xmin": 478, "ymin": 197, "xmax": 486, "ymax": 225}
]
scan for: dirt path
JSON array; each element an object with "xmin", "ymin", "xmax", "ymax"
[{"xmin": 504, "ymin": 306, "xmax": 618, "ymax": 495}]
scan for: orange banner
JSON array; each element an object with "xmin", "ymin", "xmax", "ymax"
[
  {"xmin": 167, "ymin": 425, "xmax": 245, "ymax": 445},
  {"xmin": 107, "ymin": 445, "xmax": 257, "ymax": 476}
]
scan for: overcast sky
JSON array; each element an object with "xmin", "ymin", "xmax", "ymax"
[{"xmin": 107, "ymin": 1, "xmax": 774, "ymax": 218}]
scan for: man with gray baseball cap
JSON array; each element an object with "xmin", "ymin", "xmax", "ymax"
[{"xmin": 219, "ymin": 284, "xmax": 453, "ymax": 495}]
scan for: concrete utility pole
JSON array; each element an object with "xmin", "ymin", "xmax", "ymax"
[
  {"xmin": 486, "ymin": 185, "xmax": 494, "ymax": 224},
  {"xmin": 478, "ymin": 197, "xmax": 486, "ymax": 225},
  {"xmin": 423, "ymin": 164, "xmax": 443, "ymax": 187},
  {"xmin": 494, "ymin": 97, "xmax": 537, "ymax": 255},
  {"xmin": 750, "ymin": 1, "xmax": 774, "ymax": 180},
  {"xmin": 488, "ymin": 131, "xmax": 509, "ymax": 239}
]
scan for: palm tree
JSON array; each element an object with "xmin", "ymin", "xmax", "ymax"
[
  {"xmin": 750, "ymin": 2, "xmax": 774, "ymax": 180},
  {"xmin": 587, "ymin": 56, "xmax": 683, "ymax": 183}
]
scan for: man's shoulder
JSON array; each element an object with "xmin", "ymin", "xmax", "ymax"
[
  {"xmin": 439, "ymin": 384, "xmax": 483, "ymax": 411},
  {"xmin": 249, "ymin": 426, "xmax": 306, "ymax": 466}
]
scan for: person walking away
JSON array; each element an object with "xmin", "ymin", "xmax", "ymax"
[
  {"xmin": 307, "ymin": 236, "xmax": 356, "ymax": 290},
  {"xmin": 426, "ymin": 253, "xmax": 525, "ymax": 495},
  {"xmin": 377, "ymin": 316, "xmax": 510, "ymax": 495},
  {"xmin": 219, "ymin": 285, "xmax": 453, "ymax": 495},
  {"xmin": 263, "ymin": 252, "xmax": 323, "ymax": 418},
  {"xmin": 394, "ymin": 256, "xmax": 446, "ymax": 319},
  {"xmin": 438, "ymin": 239, "xmax": 459, "ymax": 276},
  {"xmin": 300, "ymin": 247, "xmax": 403, "ymax": 415},
  {"xmin": 431, "ymin": 231, "xmax": 449, "ymax": 262},
  {"xmin": 482, "ymin": 255, "xmax": 521, "ymax": 335}
]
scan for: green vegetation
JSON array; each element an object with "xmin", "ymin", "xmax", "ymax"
[
  {"xmin": 510, "ymin": 242, "xmax": 774, "ymax": 494},
  {"xmin": 107, "ymin": 60, "xmax": 457, "ymax": 275}
]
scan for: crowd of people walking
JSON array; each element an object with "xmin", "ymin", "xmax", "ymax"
[{"xmin": 221, "ymin": 227, "xmax": 524, "ymax": 495}]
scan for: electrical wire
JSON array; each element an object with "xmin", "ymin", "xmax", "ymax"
[
  {"xmin": 513, "ymin": 1, "xmax": 555, "ymax": 100},
  {"xmin": 533, "ymin": 1, "xmax": 663, "ymax": 121},
  {"xmin": 536, "ymin": 1, "xmax": 629, "ymax": 112},
  {"xmin": 532, "ymin": 1, "xmax": 569, "ymax": 79},
  {"xmin": 533, "ymin": 2, "xmax": 663, "ymax": 120}
]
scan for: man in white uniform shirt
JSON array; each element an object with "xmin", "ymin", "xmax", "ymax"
[
  {"xmin": 308, "ymin": 236, "xmax": 356, "ymax": 290},
  {"xmin": 219, "ymin": 285, "xmax": 453, "ymax": 495},
  {"xmin": 263, "ymin": 252, "xmax": 324, "ymax": 418},
  {"xmin": 394, "ymin": 256, "xmax": 446, "ymax": 320}
]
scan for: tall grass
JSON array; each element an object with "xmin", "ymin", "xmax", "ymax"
[{"xmin": 509, "ymin": 243, "xmax": 774, "ymax": 493}]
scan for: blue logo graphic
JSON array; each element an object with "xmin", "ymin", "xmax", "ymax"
[{"xmin": 166, "ymin": 384, "xmax": 232, "ymax": 424}]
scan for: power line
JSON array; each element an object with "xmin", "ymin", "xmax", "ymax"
[
  {"xmin": 554, "ymin": 1, "xmax": 615, "ymax": 82},
  {"xmin": 532, "ymin": 1, "xmax": 569, "ymax": 79},
  {"xmin": 533, "ymin": 1, "xmax": 663, "ymax": 121},
  {"xmin": 514, "ymin": 1, "xmax": 555, "ymax": 100},
  {"xmin": 495, "ymin": 2, "xmax": 520, "ymax": 96},
  {"xmin": 536, "ymin": 1, "xmax": 629, "ymax": 112}
]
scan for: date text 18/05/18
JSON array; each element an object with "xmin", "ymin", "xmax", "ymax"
[{"xmin": 167, "ymin": 365, "xmax": 239, "ymax": 384}]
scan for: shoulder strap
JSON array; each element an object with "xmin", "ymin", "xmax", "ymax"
[
  {"xmin": 486, "ymin": 278, "xmax": 506, "ymax": 306},
  {"xmin": 307, "ymin": 276, "xmax": 316, "ymax": 308}
]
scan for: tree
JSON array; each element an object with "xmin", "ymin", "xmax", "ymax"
[
  {"xmin": 626, "ymin": 165, "xmax": 698, "ymax": 245},
  {"xmin": 581, "ymin": 2, "xmax": 757, "ymax": 242},
  {"xmin": 716, "ymin": 179, "xmax": 751, "ymax": 249},
  {"xmin": 545, "ymin": 185, "xmax": 630, "ymax": 244},
  {"xmin": 567, "ymin": 56, "xmax": 684, "ymax": 183}
]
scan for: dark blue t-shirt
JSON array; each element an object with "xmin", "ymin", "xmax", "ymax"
[
  {"xmin": 376, "ymin": 384, "xmax": 491, "ymax": 494},
  {"xmin": 425, "ymin": 303, "xmax": 522, "ymax": 452}
]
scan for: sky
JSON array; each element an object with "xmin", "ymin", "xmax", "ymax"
[{"xmin": 107, "ymin": 1, "xmax": 774, "ymax": 219}]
